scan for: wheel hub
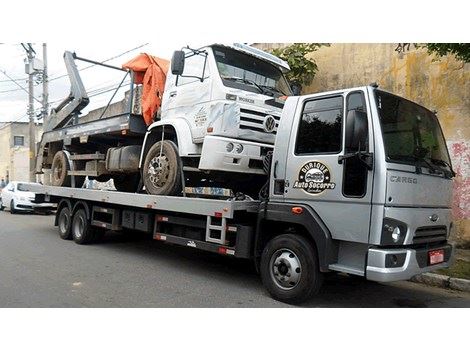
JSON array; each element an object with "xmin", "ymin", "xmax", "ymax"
[
  {"xmin": 270, "ymin": 249, "xmax": 302, "ymax": 290},
  {"xmin": 147, "ymin": 155, "xmax": 170, "ymax": 188}
]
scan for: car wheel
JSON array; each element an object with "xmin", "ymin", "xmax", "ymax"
[
  {"xmin": 0, "ymin": 198, "xmax": 4, "ymax": 211},
  {"xmin": 10, "ymin": 200, "xmax": 17, "ymax": 214}
]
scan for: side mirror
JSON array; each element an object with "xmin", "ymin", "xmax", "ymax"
[
  {"xmin": 171, "ymin": 50, "xmax": 185, "ymax": 75},
  {"xmin": 345, "ymin": 110, "xmax": 368, "ymax": 152}
]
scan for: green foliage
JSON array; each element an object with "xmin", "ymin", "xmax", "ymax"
[
  {"xmin": 422, "ymin": 43, "xmax": 470, "ymax": 63},
  {"xmin": 270, "ymin": 43, "xmax": 329, "ymax": 88}
]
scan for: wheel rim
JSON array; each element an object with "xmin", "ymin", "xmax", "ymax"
[
  {"xmin": 52, "ymin": 158, "xmax": 64, "ymax": 183},
  {"xmin": 59, "ymin": 211, "xmax": 69, "ymax": 234},
  {"xmin": 269, "ymin": 248, "xmax": 302, "ymax": 290},
  {"xmin": 147, "ymin": 154, "xmax": 170, "ymax": 188},
  {"xmin": 73, "ymin": 215, "xmax": 84, "ymax": 239}
]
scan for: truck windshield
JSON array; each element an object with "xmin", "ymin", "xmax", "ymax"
[
  {"xmin": 212, "ymin": 45, "xmax": 292, "ymax": 97},
  {"xmin": 376, "ymin": 90, "xmax": 453, "ymax": 176}
]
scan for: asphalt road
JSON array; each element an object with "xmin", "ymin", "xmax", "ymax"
[{"xmin": 1, "ymin": 210, "xmax": 469, "ymax": 308}]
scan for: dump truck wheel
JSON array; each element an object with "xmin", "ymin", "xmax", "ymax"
[
  {"xmin": 260, "ymin": 234, "xmax": 323, "ymax": 304},
  {"xmin": 51, "ymin": 151, "xmax": 84, "ymax": 188},
  {"xmin": 57, "ymin": 206, "xmax": 72, "ymax": 240},
  {"xmin": 113, "ymin": 173, "xmax": 140, "ymax": 193},
  {"xmin": 143, "ymin": 140, "xmax": 182, "ymax": 196}
]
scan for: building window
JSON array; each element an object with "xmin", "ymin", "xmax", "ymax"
[{"xmin": 13, "ymin": 136, "xmax": 24, "ymax": 146}]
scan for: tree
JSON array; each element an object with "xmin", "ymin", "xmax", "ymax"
[
  {"xmin": 421, "ymin": 43, "xmax": 470, "ymax": 63},
  {"xmin": 270, "ymin": 43, "xmax": 329, "ymax": 94}
]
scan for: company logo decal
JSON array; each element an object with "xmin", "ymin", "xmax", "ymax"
[
  {"xmin": 293, "ymin": 161, "xmax": 336, "ymax": 195},
  {"xmin": 263, "ymin": 115, "xmax": 276, "ymax": 133}
]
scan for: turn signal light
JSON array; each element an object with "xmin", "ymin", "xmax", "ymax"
[{"xmin": 291, "ymin": 207, "xmax": 303, "ymax": 215}]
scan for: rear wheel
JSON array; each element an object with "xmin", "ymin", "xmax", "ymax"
[
  {"xmin": 143, "ymin": 140, "xmax": 182, "ymax": 195},
  {"xmin": 260, "ymin": 234, "xmax": 323, "ymax": 304},
  {"xmin": 57, "ymin": 206, "xmax": 72, "ymax": 240},
  {"xmin": 51, "ymin": 151, "xmax": 85, "ymax": 188},
  {"xmin": 71, "ymin": 208, "xmax": 95, "ymax": 245},
  {"xmin": 113, "ymin": 173, "xmax": 140, "ymax": 193}
]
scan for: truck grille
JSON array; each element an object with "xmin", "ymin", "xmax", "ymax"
[
  {"xmin": 239, "ymin": 108, "xmax": 280, "ymax": 134},
  {"xmin": 413, "ymin": 226, "xmax": 447, "ymax": 244}
]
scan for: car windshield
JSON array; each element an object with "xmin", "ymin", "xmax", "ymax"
[
  {"xmin": 17, "ymin": 183, "xmax": 29, "ymax": 191},
  {"xmin": 376, "ymin": 90, "xmax": 452, "ymax": 173},
  {"xmin": 212, "ymin": 45, "xmax": 292, "ymax": 97}
]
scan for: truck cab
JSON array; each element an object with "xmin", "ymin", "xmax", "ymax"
[
  {"xmin": 268, "ymin": 85, "xmax": 453, "ymax": 282},
  {"xmin": 141, "ymin": 44, "xmax": 292, "ymax": 195}
]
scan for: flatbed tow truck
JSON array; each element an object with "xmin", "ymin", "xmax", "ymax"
[{"xmin": 26, "ymin": 83, "xmax": 455, "ymax": 304}]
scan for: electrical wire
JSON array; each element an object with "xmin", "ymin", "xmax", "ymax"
[{"xmin": 0, "ymin": 43, "xmax": 148, "ymax": 94}]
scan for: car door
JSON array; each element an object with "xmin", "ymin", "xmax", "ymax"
[
  {"xmin": 283, "ymin": 90, "xmax": 374, "ymax": 244},
  {"xmin": 3, "ymin": 182, "xmax": 14, "ymax": 206}
]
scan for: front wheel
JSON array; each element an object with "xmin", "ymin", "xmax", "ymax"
[
  {"xmin": 260, "ymin": 234, "xmax": 323, "ymax": 304},
  {"xmin": 0, "ymin": 198, "xmax": 4, "ymax": 211},
  {"xmin": 10, "ymin": 200, "xmax": 17, "ymax": 214},
  {"xmin": 142, "ymin": 140, "xmax": 182, "ymax": 195}
]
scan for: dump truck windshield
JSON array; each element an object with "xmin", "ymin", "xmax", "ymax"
[
  {"xmin": 213, "ymin": 45, "xmax": 291, "ymax": 97},
  {"xmin": 376, "ymin": 90, "xmax": 452, "ymax": 174}
]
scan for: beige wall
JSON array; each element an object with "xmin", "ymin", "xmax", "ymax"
[
  {"xmin": 256, "ymin": 43, "xmax": 470, "ymax": 246},
  {"xmin": 0, "ymin": 123, "xmax": 43, "ymax": 183}
]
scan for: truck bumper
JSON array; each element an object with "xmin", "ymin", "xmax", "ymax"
[
  {"xmin": 366, "ymin": 243, "xmax": 453, "ymax": 282},
  {"xmin": 199, "ymin": 135, "xmax": 272, "ymax": 175}
]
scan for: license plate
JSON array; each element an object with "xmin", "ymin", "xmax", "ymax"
[{"xmin": 429, "ymin": 249, "xmax": 444, "ymax": 265}]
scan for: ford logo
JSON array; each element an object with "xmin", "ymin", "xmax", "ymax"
[{"xmin": 429, "ymin": 214, "xmax": 439, "ymax": 222}]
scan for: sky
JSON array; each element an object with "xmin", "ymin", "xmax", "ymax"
[{"xmin": 0, "ymin": 41, "xmax": 200, "ymax": 123}]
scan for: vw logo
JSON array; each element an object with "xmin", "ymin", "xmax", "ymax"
[
  {"xmin": 263, "ymin": 115, "xmax": 276, "ymax": 133},
  {"xmin": 429, "ymin": 214, "xmax": 439, "ymax": 222}
]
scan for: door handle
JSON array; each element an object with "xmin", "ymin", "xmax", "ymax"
[
  {"xmin": 273, "ymin": 160, "xmax": 278, "ymax": 178},
  {"xmin": 169, "ymin": 91, "xmax": 177, "ymax": 98}
]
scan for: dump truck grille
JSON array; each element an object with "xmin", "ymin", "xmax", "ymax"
[
  {"xmin": 413, "ymin": 226, "xmax": 447, "ymax": 244},
  {"xmin": 239, "ymin": 108, "xmax": 280, "ymax": 134}
]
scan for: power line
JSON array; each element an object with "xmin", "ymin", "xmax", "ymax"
[
  {"xmin": 0, "ymin": 69, "xmax": 42, "ymax": 104},
  {"xmin": 0, "ymin": 43, "xmax": 148, "ymax": 95}
]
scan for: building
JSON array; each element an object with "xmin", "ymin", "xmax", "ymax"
[
  {"xmin": 255, "ymin": 43, "xmax": 469, "ymax": 246},
  {"xmin": 0, "ymin": 122, "xmax": 43, "ymax": 184}
]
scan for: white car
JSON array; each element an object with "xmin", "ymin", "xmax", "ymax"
[{"xmin": 0, "ymin": 181, "xmax": 56, "ymax": 214}]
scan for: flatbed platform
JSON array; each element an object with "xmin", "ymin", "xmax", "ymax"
[{"xmin": 25, "ymin": 184, "xmax": 260, "ymax": 219}]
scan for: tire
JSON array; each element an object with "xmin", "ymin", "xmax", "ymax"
[
  {"xmin": 260, "ymin": 234, "xmax": 323, "ymax": 304},
  {"xmin": 71, "ymin": 208, "xmax": 95, "ymax": 245},
  {"xmin": 51, "ymin": 151, "xmax": 85, "ymax": 188},
  {"xmin": 0, "ymin": 198, "xmax": 4, "ymax": 211},
  {"xmin": 113, "ymin": 173, "xmax": 141, "ymax": 193},
  {"xmin": 10, "ymin": 200, "xmax": 17, "ymax": 214},
  {"xmin": 142, "ymin": 140, "xmax": 182, "ymax": 195},
  {"xmin": 57, "ymin": 206, "xmax": 72, "ymax": 240}
]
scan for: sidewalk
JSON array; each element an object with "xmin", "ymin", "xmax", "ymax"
[{"xmin": 411, "ymin": 248, "xmax": 470, "ymax": 292}]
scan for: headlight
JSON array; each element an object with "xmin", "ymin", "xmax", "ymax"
[
  {"xmin": 381, "ymin": 218, "xmax": 407, "ymax": 245},
  {"xmin": 226, "ymin": 142, "xmax": 234, "ymax": 152},
  {"xmin": 234, "ymin": 144, "xmax": 244, "ymax": 153}
]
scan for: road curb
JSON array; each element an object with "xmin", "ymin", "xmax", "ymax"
[{"xmin": 410, "ymin": 273, "xmax": 470, "ymax": 293}]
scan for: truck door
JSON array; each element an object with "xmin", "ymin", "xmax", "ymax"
[
  {"xmin": 165, "ymin": 50, "xmax": 212, "ymax": 141},
  {"xmin": 283, "ymin": 91, "xmax": 374, "ymax": 244}
]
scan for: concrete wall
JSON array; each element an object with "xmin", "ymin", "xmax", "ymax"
[
  {"xmin": 0, "ymin": 122, "xmax": 43, "ymax": 183},
  {"xmin": 256, "ymin": 43, "xmax": 470, "ymax": 246}
]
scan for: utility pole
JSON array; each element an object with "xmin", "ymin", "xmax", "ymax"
[
  {"xmin": 42, "ymin": 43, "xmax": 49, "ymax": 126},
  {"xmin": 22, "ymin": 43, "xmax": 37, "ymax": 182}
]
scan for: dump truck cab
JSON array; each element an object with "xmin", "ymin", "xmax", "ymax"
[{"xmin": 270, "ymin": 85, "xmax": 453, "ymax": 280}]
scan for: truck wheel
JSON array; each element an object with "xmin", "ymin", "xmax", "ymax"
[
  {"xmin": 51, "ymin": 151, "xmax": 85, "ymax": 188},
  {"xmin": 113, "ymin": 173, "xmax": 140, "ymax": 193},
  {"xmin": 71, "ymin": 208, "xmax": 95, "ymax": 244},
  {"xmin": 143, "ymin": 140, "xmax": 182, "ymax": 195},
  {"xmin": 10, "ymin": 200, "xmax": 17, "ymax": 214},
  {"xmin": 57, "ymin": 206, "xmax": 72, "ymax": 240},
  {"xmin": 260, "ymin": 234, "xmax": 323, "ymax": 304}
]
